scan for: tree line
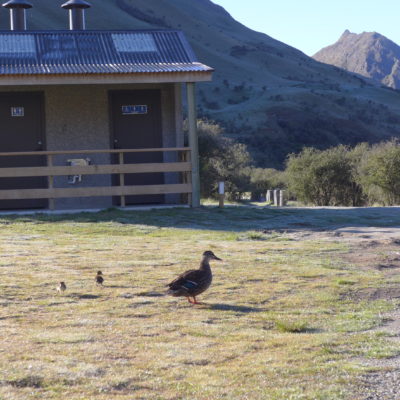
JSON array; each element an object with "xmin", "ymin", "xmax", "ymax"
[{"xmin": 193, "ymin": 119, "xmax": 400, "ymax": 206}]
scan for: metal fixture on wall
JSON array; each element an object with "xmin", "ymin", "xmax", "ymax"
[{"xmin": 67, "ymin": 158, "xmax": 91, "ymax": 184}]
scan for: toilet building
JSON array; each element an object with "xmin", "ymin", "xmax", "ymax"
[{"xmin": 0, "ymin": 0, "xmax": 213, "ymax": 210}]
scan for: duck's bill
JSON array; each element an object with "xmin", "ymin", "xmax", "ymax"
[{"xmin": 213, "ymin": 256, "xmax": 223, "ymax": 261}]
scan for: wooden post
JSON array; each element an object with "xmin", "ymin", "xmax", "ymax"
[
  {"xmin": 119, "ymin": 152, "xmax": 126, "ymax": 207},
  {"xmin": 218, "ymin": 181, "xmax": 225, "ymax": 208},
  {"xmin": 266, "ymin": 190, "xmax": 271, "ymax": 203},
  {"xmin": 182, "ymin": 149, "xmax": 192, "ymax": 206},
  {"xmin": 48, "ymin": 154, "xmax": 55, "ymax": 210},
  {"xmin": 186, "ymin": 82, "xmax": 200, "ymax": 208}
]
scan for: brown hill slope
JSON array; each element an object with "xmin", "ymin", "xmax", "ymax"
[
  {"xmin": 313, "ymin": 30, "xmax": 400, "ymax": 90},
  {"xmin": 2, "ymin": 0, "xmax": 400, "ymax": 167}
]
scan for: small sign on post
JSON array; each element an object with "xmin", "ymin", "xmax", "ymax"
[{"xmin": 218, "ymin": 181, "xmax": 225, "ymax": 208}]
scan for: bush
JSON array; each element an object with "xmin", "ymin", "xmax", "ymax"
[
  {"xmin": 248, "ymin": 168, "xmax": 286, "ymax": 200},
  {"xmin": 186, "ymin": 120, "xmax": 253, "ymax": 200},
  {"xmin": 357, "ymin": 140, "xmax": 400, "ymax": 205},
  {"xmin": 187, "ymin": 119, "xmax": 400, "ymax": 206},
  {"xmin": 285, "ymin": 145, "xmax": 364, "ymax": 206}
]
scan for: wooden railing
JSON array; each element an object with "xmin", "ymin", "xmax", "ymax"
[{"xmin": 0, "ymin": 148, "xmax": 192, "ymax": 209}]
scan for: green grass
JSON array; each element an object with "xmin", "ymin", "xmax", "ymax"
[
  {"xmin": 0, "ymin": 206, "xmax": 398, "ymax": 399},
  {"xmin": 274, "ymin": 319, "xmax": 310, "ymax": 333}
]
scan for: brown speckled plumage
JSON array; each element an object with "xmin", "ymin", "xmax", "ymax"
[{"xmin": 167, "ymin": 251, "xmax": 222, "ymax": 304}]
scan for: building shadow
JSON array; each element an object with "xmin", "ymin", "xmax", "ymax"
[{"xmin": 1, "ymin": 205, "xmax": 400, "ymax": 233}]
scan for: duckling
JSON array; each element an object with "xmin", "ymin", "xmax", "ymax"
[
  {"xmin": 95, "ymin": 271, "xmax": 104, "ymax": 286},
  {"xmin": 56, "ymin": 281, "xmax": 66, "ymax": 294},
  {"xmin": 167, "ymin": 250, "xmax": 222, "ymax": 304}
]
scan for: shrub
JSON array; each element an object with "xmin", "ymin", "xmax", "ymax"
[
  {"xmin": 186, "ymin": 120, "xmax": 253, "ymax": 200},
  {"xmin": 248, "ymin": 168, "xmax": 286, "ymax": 200},
  {"xmin": 357, "ymin": 140, "xmax": 400, "ymax": 205},
  {"xmin": 285, "ymin": 145, "xmax": 364, "ymax": 206}
]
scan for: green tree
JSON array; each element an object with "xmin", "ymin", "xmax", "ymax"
[
  {"xmin": 186, "ymin": 120, "xmax": 253, "ymax": 200},
  {"xmin": 248, "ymin": 168, "xmax": 286, "ymax": 200},
  {"xmin": 286, "ymin": 145, "xmax": 364, "ymax": 206},
  {"xmin": 357, "ymin": 140, "xmax": 400, "ymax": 205}
]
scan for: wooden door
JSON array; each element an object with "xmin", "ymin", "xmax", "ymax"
[
  {"xmin": 0, "ymin": 92, "xmax": 47, "ymax": 209},
  {"xmin": 110, "ymin": 90, "xmax": 164, "ymax": 205}
]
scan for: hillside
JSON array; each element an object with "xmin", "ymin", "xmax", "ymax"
[
  {"xmin": 2, "ymin": 0, "xmax": 400, "ymax": 167},
  {"xmin": 313, "ymin": 30, "xmax": 400, "ymax": 90}
]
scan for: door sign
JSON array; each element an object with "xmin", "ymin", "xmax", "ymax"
[
  {"xmin": 11, "ymin": 107, "xmax": 24, "ymax": 117},
  {"xmin": 122, "ymin": 105, "xmax": 148, "ymax": 115}
]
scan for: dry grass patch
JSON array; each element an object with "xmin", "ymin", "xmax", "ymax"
[{"xmin": 0, "ymin": 207, "xmax": 398, "ymax": 399}]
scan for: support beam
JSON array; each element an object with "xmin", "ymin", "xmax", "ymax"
[{"xmin": 186, "ymin": 82, "xmax": 200, "ymax": 207}]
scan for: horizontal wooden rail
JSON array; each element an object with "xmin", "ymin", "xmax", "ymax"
[
  {"xmin": 0, "ymin": 184, "xmax": 193, "ymax": 200},
  {"xmin": 0, "ymin": 147, "xmax": 190, "ymax": 157},
  {"xmin": 0, "ymin": 162, "xmax": 192, "ymax": 178},
  {"xmin": 0, "ymin": 147, "xmax": 193, "ymax": 208}
]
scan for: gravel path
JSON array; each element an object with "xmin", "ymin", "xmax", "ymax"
[
  {"xmin": 275, "ymin": 214, "xmax": 400, "ymax": 400},
  {"xmin": 355, "ymin": 309, "xmax": 400, "ymax": 400},
  {"xmin": 301, "ymin": 223, "xmax": 400, "ymax": 400}
]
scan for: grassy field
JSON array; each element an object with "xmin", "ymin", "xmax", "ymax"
[{"xmin": 0, "ymin": 206, "xmax": 400, "ymax": 400}]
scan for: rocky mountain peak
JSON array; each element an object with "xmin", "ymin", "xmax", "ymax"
[{"xmin": 313, "ymin": 31, "xmax": 400, "ymax": 89}]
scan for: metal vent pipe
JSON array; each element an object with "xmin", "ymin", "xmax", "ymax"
[
  {"xmin": 61, "ymin": 0, "xmax": 91, "ymax": 31},
  {"xmin": 2, "ymin": 0, "xmax": 32, "ymax": 31}
]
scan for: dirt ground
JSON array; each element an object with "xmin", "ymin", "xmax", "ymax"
[{"xmin": 284, "ymin": 223, "xmax": 400, "ymax": 400}]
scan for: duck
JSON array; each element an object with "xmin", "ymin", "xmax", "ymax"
[
  {"xmin": 95, "ymin": 271, "xmax": 104, "ymax": 286},
  {"xmin": 167, "ymin": 250, "xmax": 222, "ymax": 304},
  {"xmin": 56, "ymin": 281, "xmax": 66, "ymax": 294}
]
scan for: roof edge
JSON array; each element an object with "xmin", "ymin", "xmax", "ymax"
[{"xmin": 0, "ymin": 70, "xmax": 214, "ymax": 86}]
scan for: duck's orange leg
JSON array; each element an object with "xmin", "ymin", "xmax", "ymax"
[
  {"xmin": 187, "ymin": 297, "xmax": 194, "ymax": 304},
  {"xmin": 192, "ymin": 296, "xmax": 202, "ymax": 305}
]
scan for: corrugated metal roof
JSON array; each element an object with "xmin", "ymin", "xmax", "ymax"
[{"xmin": 0, "ymin": 30, "xmax": 213, "ymax": 75}]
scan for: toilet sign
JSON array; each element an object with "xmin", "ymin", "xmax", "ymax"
[
  {"xmin": 122, "ymin": 105, "xmax": 148, "ymax": 115},
  {"xmin": 11, "ymin": 107, "xmax": 24, "ymax": 117}
]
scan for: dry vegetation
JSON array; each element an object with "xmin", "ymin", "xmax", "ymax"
[{"xmin": 1, "ymin": 206, "xmax": 400, "ymax": 399}]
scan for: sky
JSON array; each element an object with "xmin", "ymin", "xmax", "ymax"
[{"xmin": 211, "ymin": 0, "xmax": 400, "ymax": 56}]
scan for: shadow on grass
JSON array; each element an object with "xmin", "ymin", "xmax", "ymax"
[
  {"xmin": 105, "ymin": 285, "xmax": 133, "ymax": 289},
  {"xmin": 207, "ymin": 303, "xmax": 266, "ymax": 313},
  {"xmin": 0, "ymin": 315, "xmax": 21, "ymax": 321},
  {"xmin": 136, "ymin": 291, "xmax": 164, "ymax": 297},
  {"xmin": 1, "ymin": 205, "xmax": 400, "ymax": 233},
  {"xmin": 71, "ymin": 293, "xmax": 101, "ymax": 300}
]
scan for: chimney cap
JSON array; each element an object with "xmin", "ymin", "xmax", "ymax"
[
  {"xmin": 61, "ymin": 0, "xmax": 91, "ymax": 9},
  {"xmin": 2, "ymin": 0, "xmax": 32, "ymax": 9}
]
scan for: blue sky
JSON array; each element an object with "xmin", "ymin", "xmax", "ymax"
[{"xmin": 211, "ymin": 0, "xmax": 400, "ymax": 56}]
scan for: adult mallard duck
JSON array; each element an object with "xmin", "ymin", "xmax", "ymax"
[{"xmin": 167, "ymin": 250, "xmax": 222, "ymax": 304}]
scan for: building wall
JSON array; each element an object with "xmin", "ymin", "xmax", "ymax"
[{"xmin": 0, "ymin": 83, "xmax": 183, "ymax": 210}]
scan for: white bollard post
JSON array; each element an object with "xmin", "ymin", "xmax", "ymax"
[
  {"xmin": 273, "ymin": 189, "xmax": 279, "ymax": 206},
  {"xmin": 279, "ymin": 190, "xmax": 284, "ymax": 207},
  {"xmin": 218, "ymin": 181, "xmax": 225, "ymax": 208}
]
